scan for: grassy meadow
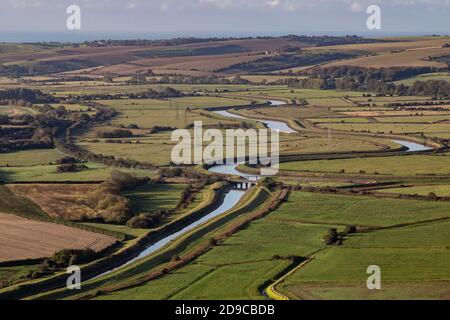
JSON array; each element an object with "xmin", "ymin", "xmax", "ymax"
[
  {"xmin": 0, "ymin": 163, "xmax": 156, "ymax": 182},
  {"xmin": 381, "ymin": 184, "xmax": 450, "ymax": 197},
  {"xmin": 274, "ymin": 191, "xmax": 450, "ymax": 228},
  {"xmin": 0, "ymin": 149, "xmax": 66, "ymax": 167},
  {"xmin": 280, "ymin": 219, "xmax": 450, "ymax": 299},
  {"xmin": 280, "ymin": 154, "xmax": 450, "ymax": 176},
  {"xmin": 124, "ymin": 183, "xmax": 186, "ymax": 214}
]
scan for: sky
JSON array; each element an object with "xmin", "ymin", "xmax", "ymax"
[{"xmin": 0, "ymin": 0, "xmax": 449, "ymax": 41}]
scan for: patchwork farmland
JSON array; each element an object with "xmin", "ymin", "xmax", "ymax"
[{"xmin": 0, "ymin": 35, "xmax": 449, "ymax": 301}]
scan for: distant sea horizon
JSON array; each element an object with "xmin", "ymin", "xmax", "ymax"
[{"xmin": 1, "ymin": 30, "xmax": 448, "ymax": 43}]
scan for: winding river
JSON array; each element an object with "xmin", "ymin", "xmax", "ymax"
[
  {"xmin": 214, "ymin": 100, "xmax": 297, "ymax": 134},
  {"xmin": 94, "ymin": 102, "xmax": 289, "ymax": 277},
  {"xmin": 392, "ymin": 140, "xmax": 432, "ymax": 152},
  {"xmin": 96, "ymin": 99, "xmax": 431, "ymax": 278},
  {"xmin": 96, "ymin": 189, "xmax": 246, "ymax": 278},
  {"xmin": 118, "ymin": 190, "xmax": 245, "ymax": 270},
  {"xmin": 214, "ymin": 100, "xmax": 432, "ymax": 153}
]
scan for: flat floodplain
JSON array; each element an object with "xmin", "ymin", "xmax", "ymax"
[
  {"xmin": 95, "ymin": 189, "xmax": 450, "ymax": 300},
  {"xmin": 0, "ymin": 149, "xmax": 66, "ymax": 167},
  {"xmin": 1, "ymin": 35, "xmax": 450, "ymax": 300},
  {"xmin": 281, "ymin": 220, "xmax": 450, "ymax": 299},
  {"xmin": 269, "ymin": 191, "xmax": 450, "ymax": 300},
  {"xmin": 265, "ymin": 191, "xmax": 450, "ymax": 228},
  {"xmin": 0, "ymin": 163, "xmax": 156, "ymax": 183},
  {"xmin": 280, "ymin": 154, "xmax": 450, "ymax": 176},
  {"xmin": 382, "ymin": 184, "xmax": 450, "ymax": 196},
  {"xmin": 95, "ymin": 217, "xmax": 334, "ymax": 299}
]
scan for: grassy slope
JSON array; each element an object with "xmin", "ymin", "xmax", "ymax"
[
  {"xmin": 0, "ymin": 265, "xmax": 40, "ymax": 289},
  {"xmin": 395, "ymin": 72, "xmax": 450, "ymax": 86},
  {"xmin": 0, "ymin": 185, "xmax": 46, "ymax": 219}
]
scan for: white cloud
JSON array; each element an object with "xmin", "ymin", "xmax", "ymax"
[
  {"xmin": 199, "ymin": 0, "xmax": 233, "ymax": 9},
  {"xmin": 126, "ymin": 1, "xmax": 136, "ymax": 9},
  {"xmin": 266, "ymin": 0, "xmax": 280, "ymax": 7},
  {"xmin": 1, "ymin": 0, "xmax": 450, "ymax": 11},
  {"xmin": 350, "ymin": 1, "xmax": 363, "ymax": 12},
  {"xmin": 5, "ymin": 0, "xmax": 44, "ymax": 7}
]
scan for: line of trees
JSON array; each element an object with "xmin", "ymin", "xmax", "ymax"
[
  {"xmin": 287, "ymin": 66, "xmax": 450, "ymax": 98},
  {"xmin": 65, "ymin": 87, "xmax": 184, "ymax": 102},
  {"xmin": 0, "ymin": 88, "xmax": 57, "ymax": 103}
]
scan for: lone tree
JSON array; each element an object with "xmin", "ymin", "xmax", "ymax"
[
  {"xmin": 427, "ymin": 192, "xmax": 438, "ymax": 201},
  {"xmin": 324, "ymin": 228, "xmax": 340, "ymax": 245}
]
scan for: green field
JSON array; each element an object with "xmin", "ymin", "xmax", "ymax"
[
  {"xmin": 0, "ymin": 163, "xmax": 156, "ymax": 182},
  {"xmin": 281, "ymin": 219, "xmax": 450, "ymax": 300},
  {"xmin": 27, "ymin": 187, "xmax": 271, "ymax": 300},
  {"xmin": 82, "ymin": 223, "xmax": 149, "ymax": 238},
  {"xmin": 237, "ymin": 89, "xmax": 366, "ymax": 100},
  {"xmin": 395, "ymin": 72, "xmax": 450, "ymax": 86},
  {"xmin": 382, "ymin": 184, "xmax": 450, "ymax": 197},
  {"xmin": 273, "ymin": 191, "xmax": 450, "ymax": 227},
  {"xmin": 345, "ymin": 219, "xmax": 450, "ymax": 248},
  {"xmin": 317, "ymin": 122, "xmax": 450, "ymax": 135},
  {"xmin": 306, "ymin": 98, "xmax": 353, "ymax": 107},
  {"xmin": 2, "ymin": 36, "xmax": 450, "ymax": 301},
  {"xmin": 124, "ymin": 183, "xmax": 186, "ymax": 213},
  {"xmin": 44, "ymin": 84, "xmax": 284, "ymax": 97},
  {"xmin": 0, "ymin": 265, "xmax": 40, "ymax": 289},
  {"xmin": 99, "ymin": 96, "xmax": 259, "ymax": 111},
  {"xmin": 280, "ymin": 154, "xmax": 450, "ymax": 176},
  {"xmin": 350, "ymin": 95, "xmax": 431, "ymax": 103},
  {"xmin": 110, "ymin": 109, "xmax": 237, "ymax": 129},
  {"xmin": 0, "ymin": 185, "xmax": 46, "ymax": 219},
  {"xmin": 0, "ymin": 149, "xmax": 66, "ymax": 167},
  {"xmin": 92, "ymin": 189, "xmax": 450, "ymax": 300},
  {"xmin": 308, "ymin": 117, "xmax": 370, "ymax": 123},
  {"xmin": 374, "ymin": 115, "xmax": 450, "ymax": 123},
  {"xmin": 98, "ymin": 260, "xmax": 289, "ymax": 300},
  {"xmin": 281, "ymin": 247, "xmax": 450, "ymax": 300},
  {"xmin": 94, "ymin": 215, "xmax": 334, "ymax": 299}
]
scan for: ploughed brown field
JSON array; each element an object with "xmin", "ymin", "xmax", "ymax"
[
  {"xmin": 307, "ymin": 38, "xmax": 450, "ymax": 53},
  {"xmin": 7, "ymin": 184, "xmax": 99, "ymax": 221},
  {"xmin": 316, "ymin": 38, "xmax": 450, "ymax": 68},
  {"xmin": 7, "ymin": 37, "xmax": 306, "ymax": 76},
  {"xmin": 323, "ymin": 47, "xmax": 450, "ymax": 68},
  {"xmin": 0, "ymin": 212, "xmax": 116, "ymax": 262},
  {"xmin": 91, "ymin": 52, "xmax": 272, "ymax": 76}
]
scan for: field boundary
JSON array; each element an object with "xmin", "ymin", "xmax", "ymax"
[
  {"xmin": 34, "ymin": 186, "xmax": 288, "ymax": 300},
  {"xmin": 0, "ymin": 182, "xmax": 230, "ymax": 300}
]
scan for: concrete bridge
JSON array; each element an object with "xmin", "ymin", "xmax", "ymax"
[{"xmin": 229, "ymin": 179, "xmax": 257, "ymax": 190}]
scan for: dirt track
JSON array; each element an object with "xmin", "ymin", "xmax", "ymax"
[{"xmin": 0, "ymin": 212, "xmax": 116, "ymax": 262}]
